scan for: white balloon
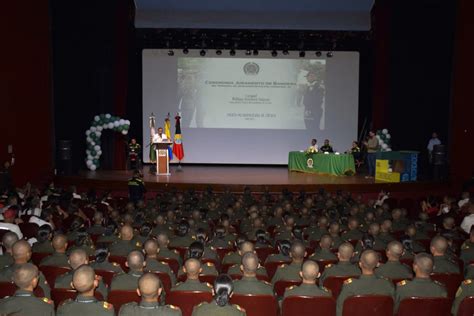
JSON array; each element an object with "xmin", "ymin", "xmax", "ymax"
[
  {"xmin": 386, "ymin": 134, "xmax": 391, "ymax": 139},
  {"xmin": 87, "ymin": 155, "xmax": 92, "ymax": 160},
  {"xmin": 382, "ymin": 129, "xmax": 388, "ymax": 134},
  {"xmin": 85, "ymin": 130, "xmax": 91, "ymax": 136},
  {"xmin": 90, "ymin": 141, "xmax": 95, "ymax": 146},
  {"xmin": 376, "ymin": 135, "xmax": 381, "ymax": 140},
  {"xmin": 102, "ymin": 124, "xmax": 108, "ymax": 128},
  {"xmin": 386, "ymin": 148, "xmax": 392, "ymax": 151},
  {"xmin": 95, "ymin": 131, "xmax": 101, "ymax": 137},
  {"xmin": 119, "ymin": 119, "xmax": 125, "ymax": 125},
  {"xmin": 97, "ymin": 150, "xmax": 102, "ymax": 155},
  {"xmin": 125, "ymin": 120, "xmax": 130, "ymax": 125},
  {"xmin": 105, "ymin": 114, "xmax": 111, "ymax": 119},
  {"xmin": 122, "ymin": 130, "xmax": 128, "ymax": 135},
  {"xmin": 86, "ymin": 137, "xmax": 92, "ymax": 143},
  {"xmin": 86, "ymin": 150, "xmax": 90, "ymax": 154},
  {"xmin": 97, "ymin": 126, "xmax": 103, "ymax": 131},
  {"xmin": 108, "ymin": 123, "xmax": 114, "ymax": 129},
  {"xmin": 114, "ymin": 121, "xmax": 120, "ymax": 127},
  {"xmin": 91, "ymin": 126, "xmax": 97, "ymax": 132},
  {"xmin": 94, "ymin": 115, "xmax": 100, "ymax": 121},
  {"xmin": 86, "ymin": 160, "xmax": 92, "ymax": 166},
  {"xmin": 94, "ymin": 145, "xmax": 100, "ymax": 151},
  {"xmin": 90, "ymin": 165, "xmax": 97, "ymax": 171},
  {"xmin": 382, "ymin": 143, "xmax": 388, "ymax": 149}
]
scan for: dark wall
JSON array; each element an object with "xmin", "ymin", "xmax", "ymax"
[{"xmin": 0, "ymin": 0, "xmax": 53, "ymax": 185}]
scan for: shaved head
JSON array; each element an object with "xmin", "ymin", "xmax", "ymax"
[
  {"xmin": 387, "ymin": 241, "xmax": 404, "ymax": 259},
  {"xmin": 157, "ymin": 232, "xmax": 169, "ymax": 247},
  {"xmin": 360, "ymin": 250, "xmax": 379, "ymax": 271},
  {"xmin": 2, "ymin": 232, "xmax": 19, "ymax": 251},
  {"xmin": 144, "ymin": 239, "xmax": 159, "ymax": 256},
  {"xmin": 12, "ymin": 240, "xmax": 32, "ymax": 263},
  {"xmin": 72, "ymin": 265, "xmax": 96, "ymax": 293},
  {"xmin": 239, "ymin": 241, "xmax": 255, "ymax": 254},
  {"xmin": 338, "ymin": 242, "xmax": 354, "ymax": 261},
  {"xmin": 241, "ymin": 252, "xmax": 259, "ymax": 274},
  {"xmin": 414, "ymin": 253, "xmax": 434, "ymax": 275},
  {"xmin": 69, "ymin": 249, "xmax": 88, "ymax": 269},
  {"xmin": 290, "ymin": 241, "xmax": 306, "ymax": 261},
  {"xmin": 13, "ymin": 263, "xmax": 38, "ymax": 290},
  {"xmin": 430, "ymin": 236, "xmax": 448, "ymax": 255},
  {"xmin": 121, "ymin": 225, "xmax": 134, "ymax": 241},
  {"xmin": 138, "ymin": 273, "xmax": 162, "ymax": 299},
  {"xmin": 127, "ymin": 250, "xmax": 145, "ymax": 271},
  {"xmin": 320, "ymin": 235, "xmax": 333, "ymax": 249},
  {"xmin": 302, "ymin": 260, "xmax": 319, "ymax": 282},
  {"xmin": 184, "ymin": 258, "xmax": 201, "ymax": 279},
  {"xmin": 52, "ymin": 234, "xmax": 68, "ymax": 252}
]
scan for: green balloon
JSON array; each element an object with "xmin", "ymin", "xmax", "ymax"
[{"xmin": 93, "ymin": 159, "xmax": 98, "ymax": 164}]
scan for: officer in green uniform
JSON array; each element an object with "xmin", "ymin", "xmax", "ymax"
[
  {"xmin": 208, "ymin": 225, "xmax": 235, "ymax": 249},
  {"xmin": 283, "ymin": 260, "xmax": 331, "ymax": 298},
  {"xmin": 379, "ymin": 220, "xmax": 396, "ymax": 244},
  {"xmin": 305, "ymin": 216, "xmax": 329, "ymax": 242},
  {"xmin": 337, "ymin": 250, "xmax": 395, "ymax": 316},
  {"xmin": 119, "ymin": 273, "xmax": 182, "ymax": 316},
  {"xmin": 90, "ymin": 246, "xmax": 124, "ymax": 273},
  {"xmin": 0, "ymin": 263, "xmax": 54, "ymax": 316},
  {"xmin": 172, "ymin": 259, "xmax": 213, "ymax": 292},
  {"xmin": 265, "ymin": 240, "xmax": 291, "ymax": 263},
  {"xmin": 157, "ymin": 232, "xmax": 183, "ymax": 266},
  {"xmin": 109, "ymin": 224, "xmax": 141, "ymax": 257},
  {"xmin": 0, "ymin": 232, "xmax": 18, "ymax": 268},
  {"xmin": 320, "ymin": 242, "xmax": 361, "ymax": 285},
  {"xmin": 329, "ymin": 222, "xmax": 344, "ymax": 249},
  {"xmin": 394, "ymin": 253, "xmax": 447, "ymax": 312},
  {"xmin": 55, "ymin": 248, "xmax": 108, "ymax": 299},
  {"xmin": 272, "ymin": 241, "xmax": 306, "ymax": 284},
  {"xmin": 31, "ymin": 225, "xmax": 54, "ymax": 254},
  {"xmin": 127, "ymin": 138, "xmax": 142, "ymax": 170},
  {"xmin": 452, "ymin": 279, "xmax": 474, "ymax": 315},
  {"xmin": 341, "ymin": 217, "xmax": 363, "ymax": 241},
  {"xmin": 375, "ymin": 241, "xmax": 413, "ymax": 280},
  {"xmin": 57, "ymin": 265, "xmax": 114, "ymax": 316},
  {"xmin": 169, "ymin": 221, "xmax": 196, "ymax": 248},
  {"xmin": 309, "ymin": 235, "xmax": 338, "ymax": 261},
  {"xmin": 133, "ymin": 223, "xmax": 153, "ymax": 246},
  {"xmin": 128, "ymin": 169, "xmax": 146, "ymax": 204},
  {"xmin": 354, "ymin": 223, "xmax": 387, "ymax": 252},
  {"xmin": 391, "ymin": 209, "xmax": 411, "ymax": 232},
  {"xmin": 430, "ymin": 235, "xmax": 460, "ymax": 273},
  {"xmin": 152, "ymin": 214, "xmax": 175, "ymax": 237},
  {"xmin": 192, "ymin": 274, "xmax": 245, "ymax": 316},
  {"xmin": 460, "ymin": 229, "xmax": 474, "ymax": 265},
  {"xmin": 0, "ymin": 240, "xmax": 51, "ymax": 298},
  {"xmin": 178, "ymin": 242, "xmax": 218, "ymax": 278},
  {"xmin": 144, "ymin": 239, "xmax": 176, "ymax": 285},
  {"xmin": 96, "ymin": 222, "xmax": 120, "ymax": 244},
  {"xmin": 111, "ymin": 250, "xmax": 146, "ymax": 291},
  {"xmin": 233, "ymin": 252, "xmax": 273, "ymax": 295},
  {"xmin": 40, "ymin": 234, "xmax": 70, "ymax": 267},
  {"xmin": 222, "ymin": 241, "xmax": 255, "ymax": 266},
  {"xmin": 88, "ymin": 211, "xmax": 106, "ymax": 235}
]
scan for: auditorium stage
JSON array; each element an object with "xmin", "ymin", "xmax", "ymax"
[{"xmin": 55, "ymin": 165, "xmax": 448, "ymax": 194}]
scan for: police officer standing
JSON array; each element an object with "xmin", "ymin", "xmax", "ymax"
[{"xmin": 128, "ymin": 169, "xmax": 145, "ymax": 204}]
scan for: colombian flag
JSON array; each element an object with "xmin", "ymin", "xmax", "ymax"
[
  {"xmin": 164, "ymin": 116, "xmax": 173, "ymax": 160},
  {"xmin": 172, "ymin": 115, "xmax": 184, "ymax": 161}
]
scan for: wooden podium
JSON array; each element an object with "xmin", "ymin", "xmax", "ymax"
[{"xmin": 155, "ymin": 142, "xmax": 172, "ymax": 175}]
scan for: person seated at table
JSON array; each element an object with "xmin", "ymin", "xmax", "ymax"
[
  {"xmin": 320, "ymin": 139, "xmax": 334, "ymax": 153},
  {"xmin": 306, "ymin": 139, "xmax": 319, "ymax": 153}
]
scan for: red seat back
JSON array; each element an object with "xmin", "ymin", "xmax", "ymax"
[
  {"xmin": 39, "ymin": 265, "xmax": 71, "ymax": 286},
  {"xmin": 264, "ymin": 261, "xmax": 291, "ymax": 279},
  {"xmin": 274, "ymin": 280, "xmax": 302, "ymax": 297},
  {"xmin": 94, "ymin": 269, "xmax": 116, "ymax": 287},
  {"xmin": 214, "ymin": 247, "xmax": 234, "ymax": 261},
  {"xmin": 256, "ymin": 247, "xmax": 278, "ymax": 263},
  {"xmin": 152, "ymin": 272, "xmax": 172, "ymax": 294},
  {"xmin": 201, "ymin": 258, "xmax": 220, "ymax": 270},
  {"xmin": 31, "ymin": 252, "xmax": 51, "ymax": 266},
  {"xmin": 157, "ymin": 257, "xmax": 179, "ymax": 275},
  {"xmin": 397, "ymin": 297, "xmax": 451, "ymax": 316},
  {"xmin": 167, "ymin": 291, "xmax": 213, "ymax": 316},
  {"xmin": 108, "ymin": 290, "xmax": 141, "ymax": 313},
  {"xmin": 457, "ymin": 296, "xmax": 474, "ymax": 316},
  {"xmin": 108, "ymin": 255, "xmax": 127, "ymax": 271},
  {"xmin": 281, "ymin": 296, "xmax": 336, "ymax": 316},
  {"xmin": 314, "ymin": 260, "xmax": 338, "ymax": 274},
  {"xmin": 323, "ymin": 276, "xmax": 359, "ymax": 298},
  {"xmin": 0, "ymin": 282, "xmax": 16, "ymax": 298},
  {"xmin": 169, "ymin": 247, "xmax": 188, "ymax": 260},
  {"xmin": 221, "ymin": 263, "xmax": 234, "ymax": 273},
  {"xmin": 51, "ymin": 288, "xmax": 103, "ymax": 310},
  {"xmin": 230, "ymin": 294, "xmax": 278, "ymax": 316},
  {"xmin": 430, "ymin": 273, "xmax": 463, "ymax": 301},
  {"xmin": 342, "ymin": 295, "xmax": 393, "ymax": 316}
]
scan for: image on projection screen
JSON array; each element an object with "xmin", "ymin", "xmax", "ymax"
[
  {"xmin": 142, "ymin": 50, "xmax": 359, "ymax": 165},
  {"xmin": 177, "ymin": 58, "xmax": 326, "ymax": 130}
]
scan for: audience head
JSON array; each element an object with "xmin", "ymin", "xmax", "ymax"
[
  {"xmin": 120, "ymin": 224, "xmax": 134, "ymax": 241},
  {"xmin": 213, "ymin": 274, "xmax": 234, "ymax": 307},
  {"xmin": 36, "ymin": 225, "xmax": 53, "ymax": 243},
  {"xmin": 359, "ymin": 250, "xmax": 379, "ymax": 274},
  {"xmin": 72, "ymin": 265, "xmax": 98, "ymax": 294},
  {"xmin": 290, "ymin": 240, "xmax": 306, "ymax": 262},
  {"xmin": 319, "ymin": 234, "xmax": 333, "ymax": 250},
  {"xmin": 13, "ymin": 263, "xmax": 39, "ymax": 291},
  {"xmin": 337, "ymin": 242, "xmax": 354, "ymax": 262},
  {"xmin": 184, "ymin": 258, "xmax": 202, "ymax": 279},
  {"xmin": 144, "ymin": 239, "xmax": 159, "ymax": 257},
  {"xmin": 238, "ymin": 241, "xmax": 255, "ymax": 255},
  {"xmin": 430, "ymin": 235, "xmax": 448, "ymax": 256},
  {"xmin": 177, "ymin": 220, "xmax": 190, "ymax": 237},
  {"xmin": 94, "ymin": 245, "xmax": 110, "ymax": 263},
  {"xmin": 69, "ymin": 248, "xmax": 88, "ymax": 269},
  {"xmin": 137, "ymin": 273, "xmax": 162, "ymax": 301},
  {"xmin": 386, "ymin": 241, "xmax": 404, "ymax": 261},
  {"xmin": 300, "ymin": 260, "xmax": 320, "ymax": 284},
  {"xmin": 52, "ymin": 234, "xmax": 68, "ymax": 253},
  {"xmin": 126, "ymin": 250, "xmax": 145, "ymax": 271},
  {"xmin": 157, "ymin": 232, "xmax": 170, "ymax": 248},
  {"xmin": 2, "ymin": 232, "xmax": 19, "ymax": 253},
  {"xmin": 12, "ymin": 240, "xmax": 32, "ymax": 264},
  {"xmin": 277, "ymin": 240, "xmax": 291, "ymax": 257},
  {"xmin": 241, "ymin": 252, "xmax": 259, "ymax": 277},
  {"xmin": 413, "ymin": 253, "xmax": 434, "ymax": 277},
  {"xmin": 188, "ymin": 241, "xmax": 205, "ymax": 260}
]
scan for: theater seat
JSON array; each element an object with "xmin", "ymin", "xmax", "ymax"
[
  {"xmin": 169, "ymin": 247, "xmax": 188, "ymax": 260},
  {"xmin": 230, "ymin": 293, "xmax": 278, "ymax": 316},
  {"xmin": 281, "ymin": 295, "xmax": 336, "ymax": 316},
  {"xmin": 214, "ymin": 247, "xmax": 234, "ymax": 262},
  {"xmin": 221, "ymin": 263, "xmax": 235, "ymax": 273},
  {"xmin": 152, "ymin": 271, "xmax": 172, "ymax": 294},
  {"xmin": 314, "ymin": 260, "xmax": 338, "ymax": 274},
  {"xmin": 274, "ymin": 280, "xmax": 302, "ymax": 297},
  {"xmin": 397, "ymin": 297, "xmax": 451, "ymax": 316},
  {"xmin": 323, "ymin": 276, "xmax": 359, "ymax": 298},
  {"xmin": 201, "ymin": 258, "xmax": 220, "ymax": 270},
  {"xmin": 157, "ymin": 257, "xmax": 180, "ymax": 275},
  {"xmin": 430, "ymin": 273, "xmax": 463, "ymax": 301},
  {"xmin": 51, "ymin": 288, "xmax": 104, "ymax": 310},
  {"xmin": 264, "ymin": 261, "xmax": 291, "ymax": 279},
  {"xmin": 108, "ymin": 256, "xmax": 127, "ymax": 271},
  {"xmin": 94, "ymin": 269, "xmax": 116, "ymax": 287},
  {"xmin": 457, "ymin": 296, "xmax": 474, "ymax": 316},
  {"xmin": 177, "ymin": 274, "xmax": 216, "ymax": 285},
  {"xmin": 39, "ymin": 265, "xmax": 71, "ymax": 286},
  {"xmin": 0, "ymin": 282, "xmax": 17, "ymax": 298},
  {"xmin": 167, "ymin": 290, "xmax": 213, "ymax": 316},
  {"xmin": 256, "ymin": 247, "xmax": 279, "ymax": 263},
  {"xmin": 108, "ymin": 290, "xmax": 141, "ymax": 313},
  {"xmin": 31, "ymin": 252, "xmax": 51, "ymax": 266},
  {"xmin": 342, "ymin": 295, "xmax": 394, "ymax": 316}
]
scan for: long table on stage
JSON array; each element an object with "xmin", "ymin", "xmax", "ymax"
[{"xmin": 288, "ymin": 151, "xmax": 356, "ymax": 176}]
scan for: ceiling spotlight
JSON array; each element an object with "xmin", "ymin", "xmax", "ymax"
[
  {"xmin": 216, "ymin": 50, "xmax": 222, "ymax": 55},
  {"xmin": 327, "ymin": 51, "xmax": 333, "ymax": 58},
  {"xmin": 245, "ymin": 50, "xmax": 252, "ymax": 56},
  {"xmin": 299, "ymin": 51, "xmax": 306, "ymax": 58},
  {"xmin": 183, "ymin": 48, "xmax": 189, "ymax": 55},
  {"xmin": 168, "ymin": 50, "xmax": 174, "ymax": 56},
  {"xmin": 229, "ymin": 49, "xmax": 236, "ymax": 56},
  {"xmin": 253, "ymin": 49, "xmax": 259, "ymax": 56},
  {"xmin": 271, "ymin": 50, "xmax": 278, "ymax": 57},
  {"xmin": 315, "ymin": 51, "xmax": 322, "ymax": 57},
  {"xmin": 282, "ymin": 50, "xmax": 289, "ymax": 56},
  {"xmin": 200, "ymin": 49, "xmax": 206, "ymax": 56}
]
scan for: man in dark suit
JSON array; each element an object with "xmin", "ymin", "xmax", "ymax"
[{"xmin": 303, "ymin": 70, "xmax": 324, "ymax": 130}]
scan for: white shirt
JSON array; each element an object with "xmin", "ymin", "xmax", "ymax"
[
  {"xmin": 461, "ymin": 214, "xmax": 474, "ymax": 234},
  {"xmin": 310, "ymin": 145, "xmax": 319, "ymax": 152},
  {"xmin": 0, "ymin": 222, "xmax": 23, "ymax": 239},
  {"xmin": 29, "ymin": 216, "xmax": 53, "ymax": 229},
  {"xmin": 151, "ymin": 129, "xmax": 168, "ymax": 143},
  {"xmin": 427, "ymin": 138, "xmax": 441, "ymax": 152}
]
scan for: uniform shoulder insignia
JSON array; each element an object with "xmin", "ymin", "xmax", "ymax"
[
  {"xmin": 234, "ymin": 304, "xmax": 246, "ymax": 312},
  {"xmin": 287, "ymin": 285, "xmax": 296, "ymax": 290},
  {"xmin": 173, "ymin": 249, "xmax": 180, "ymax": 255},
  {"xmin": 205, "ymin": 282, "xmax": 213, "ymax": 288},
  {"xmin": 226, "ymin": 251, "xmax": 234, "ymax": 256},
  {"xmin": 396, "ymin": 280, "xmax": 407, "ymax": 286},
  {"xmin": 210, "ymin": 246, "xmax": 216, "ymax": 251},
  {"xmin": 103, "ymin": 301, "xmax": 114, "ymax": 310},
  {"xmin": 279, "ymin": 264, "xmax": 287, "ymax": 268},
  {"xmin": 462, "ymin": 244, "xmax": 469, "ymax": 250},
  {"xmin": 60, "ymin": 298, "xmax": 73, "ymax": 306},
  {"xmin": 325, "ymin": 263, "xmax": 333, "ymax": 268},
  {"xmin": 136, "ymin": 241, "xmax": 142, "ymax": 247},
  {"xmin": 263, "ymin": 281, "xmax": 272, "ymax": 286},
  {"xmin": 112, "ymin": 262, "xmax": 120, "ymax": 266},
  {"xmin": 169, "ymin": 304, "xmax": 179, "ymax": 310},
  {"xmin": 321, "ymin": 286, "xmax": 330, "ymax": 292},
  {"xmin": 42, "ymin": 297, "xmax": 53, "ymax": 305},
  {"xmin": 196, "ymin": 302, "xmax": 206, "ymax": 307},
  {"xmin": 343, "ymin": 278, "xmax": 353, "ymax": 285},
  {"xmin": 463, "ymin": 279, "xmax": 473, "ymax": 285},
  {"xmin": 206, "ymin": 262, "xmax": 214, "ymax": 266}
]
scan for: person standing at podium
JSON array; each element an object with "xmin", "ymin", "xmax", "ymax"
[{"xmin": 151, "ymin": 127, "xmax": 168, "ymax": 143}]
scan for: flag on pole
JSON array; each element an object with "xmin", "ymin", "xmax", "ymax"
[
  {"xmin": 172, "ymin": 114, "xmax": 184, "ymax": 161},
  {"xmin": 164, "ymin": 114, "xmax": 173, "ymax": 160},
  {"xmin": 149, "ymin": 113, "xmax": 156, "ymax": 162}
]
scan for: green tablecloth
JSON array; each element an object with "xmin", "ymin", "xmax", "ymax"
[{"xmin": 288, "ymin": 151, "xmax": 356, "ymax": 176}]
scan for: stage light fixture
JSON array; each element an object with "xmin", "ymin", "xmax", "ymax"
[
  {"xmin": 282, "ymin": 50, "xmax": 289, "ymax": 55},
  {"xmin": 200, "ymin": 49, "xmax": 206, "ymax": 56},
  {"xmin": 315, "ymin": 51, "xmax": 322, "ymax": 57},
  {"xmin": 216, "ymin": 50, "xmax": 222, "ymax": 55},
  {"xmin": 271, "ymin": 50, "xmax": 278, "ymax": 57},
  {"xmin": 168, "ymin": 50, "xmax": 174, "ymax": 56},
  {"xmin": 299, "ymin": 51, "xmax": 306, "ymax": 57},
  {"xmin": 327, "ymin": 51, "xmax": 333, "ymax": 58},
  {"xmin": 183, "ymin": 48, "xmax": 189, "ymax": 54},
  {"xmin": 245, "ymin": 50, "xmax": 252, "ymax": 56},
  {"xmin": 229, "ymin": 49, "xmax": 236, "ymax": 56}
]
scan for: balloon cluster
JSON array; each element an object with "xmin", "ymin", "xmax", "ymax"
[
  {"xmin": 376, "ymin": 129, "xmax": 392, "ymax": 152},
  {"xmin": 85, "ymin": 114, "xmax": 130, "ymax": 171}
]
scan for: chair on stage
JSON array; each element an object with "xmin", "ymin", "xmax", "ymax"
[
  {"xmin": 230, "ymin": 294, "xmax": 278, "ymax": 316},
  {"xmin": 342, "ymin": 295, "xmax": 394, "ymax": 316},
  {"xmin": 264, "ymin": 261, "xmax": 291, "ymax": 279},
  {"xmin": 108, "ymin": 290, "xmax": 141, "ymax": 313},
  {"xmin": 457, "ymin": 296, "xmax": 474, "ymax": 316},
  {"xmin": 396, "ymin": 297, "xmax": 451, "ymax": 316},
  {"xmin": 323, "ymin": 276, "xmax": 359, "ymax": 298},
  {"xmin": 39, "ymin": 265, "xmax": 71, "ymax": 287},
  {"xmin": 281, "ymin": 295, "xmax": 336, "ymax": 316},
  {"xmin": 274, "ymin": 280, "xmax": 302, "ymax": 297},
  {"xmin": 166, "ymin": 290, "xmax": 213, "ymax": 316},
  {"xmin": 430, "ymin": 273, "xmax": 463, "ymax": 301}
]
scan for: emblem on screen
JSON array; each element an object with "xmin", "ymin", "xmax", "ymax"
[{"xmin": 243, "ymin": 62, "xmax": 259, "ymax": 75}]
